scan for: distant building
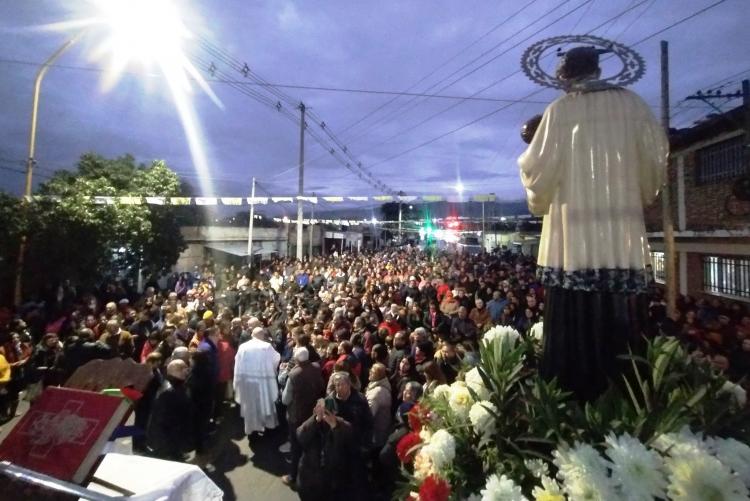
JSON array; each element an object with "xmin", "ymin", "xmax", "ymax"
[{"xmin": 644, "ymin": 104, "xmax": 750, "ymax": 302}]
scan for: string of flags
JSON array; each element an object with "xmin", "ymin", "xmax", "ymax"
[
  {"xmin": 268, "ymin": 213, "xmax": 534, "ymax": 227},
  {"xmin": 23, "ymin": 194, "xmax": 498, "ymax": 205}
]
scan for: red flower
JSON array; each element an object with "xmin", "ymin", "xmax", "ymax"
[
  {"xmin": 419, "ymin": 475, "xmax": 451, "ymax": 501},
  {"xmin": 396, "ymin": 431, "xmax": 421, "ymax": 463},
  {"xmin": 408, "ymin": 403, "xmax": 428, "ymax": 432}
]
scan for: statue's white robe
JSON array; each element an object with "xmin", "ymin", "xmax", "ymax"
[{"xmin": 518, "ymin": 87, "xmax": 669, "ymax": 290}]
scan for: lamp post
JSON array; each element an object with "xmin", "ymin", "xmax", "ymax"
[{"xmin": 14, "ymin": 35, "xmax": 81, "ymax": 306}]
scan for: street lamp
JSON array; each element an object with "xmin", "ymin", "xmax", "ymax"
[
  {"xmin": 14, "ymin": 0, "xmax": 210, "ymax": 305},
  {"xmin": 14, "ymin": 35, "xmax": 81, "ymax": 306}
]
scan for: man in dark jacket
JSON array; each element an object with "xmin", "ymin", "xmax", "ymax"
[
  {"xmin": 281, "ymin": 347, "xmax": 325, "ymax": 488},
  {"xmin": 147, "ymin": 360, "xmax": 194, "ymax": 460},
  {"xmin": 188, "ymin": 326, "xmax": 219, "ymax": 456},
  {"xmin": 423, "ymin": 301, "xmax": 450, "ymax": 339},
  {"xmin": 450, "ymin": 306, "xmax": 478, "ymax": 344}
]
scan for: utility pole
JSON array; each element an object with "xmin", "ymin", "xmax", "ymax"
[
  {"xmin": 247, "ymin": 177, "xmax": 256, "ymax": 268},
  {"xmin": 297, "ymin": 102, "xmax": 305, "ymax": 262},
  {"xmin": 481, "ymin": 201, "xmax": 486, "ymax": 249},
  {"xmin": 660, "ymin": 40, "xmax": 677, "ymax": 316},
  {"xmin": 398, "ymin": 192, "xmax": 403, "ymax": 242},
  {"xmin": 308, "ymin": 195, "xmax": 314, "ymax": 258},
  {"xmin": 745, "ymin": 80, "xmax": 750, "ymax": 183}
]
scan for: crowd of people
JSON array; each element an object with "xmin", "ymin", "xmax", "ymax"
[{"xmin": 0, "ymin": 247, "xmax": 748, "ymax": 500}]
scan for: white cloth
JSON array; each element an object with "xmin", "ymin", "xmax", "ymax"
[
  {"xmin": 233, "ymin": 337, "xmax": 281, "ymax": 434},
  {"xmin": 86, "ymin": 453, "xmax": 222, "ymax": 501},
  {"xmin": 518, "ymin": 88, "xmax": 668, "ymax": 273}
]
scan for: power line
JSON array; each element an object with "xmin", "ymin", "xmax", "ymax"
[
  {"xmin": 363, "ymin": 0, "xmax": 732, "ymax": 172},
  {"xmin": 190, "ymin": 48, "xmax": 396, "ymax": 194},
  {"xmin": 343, "ymin": 0, "xmax": 585, "ymax": 147},
  {"xmin": 352, "ymin": 0, "xmax": 647, "ymax": 161},
  {"xmin": 336, "ymin": 0, "xmax": 542, "ymax": 136},
  {"xmin": 194, "ymin": 39, "xmax": 399, "ymax": 194},
  {"xmin": 0, "ymin": 58, "xmax": 544, "ymax": 104}
]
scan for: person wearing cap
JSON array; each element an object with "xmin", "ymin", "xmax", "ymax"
[
  {"xmin": 280, "ymin": 346, "xmax": 324, "ymax": 488},
  {"xmin": 146, "ymin": 359, "xmax": 194, "ymax": 461},
  {"xmin": 234, "ymin": 326, "xmax": 281, "ymax": 437}
]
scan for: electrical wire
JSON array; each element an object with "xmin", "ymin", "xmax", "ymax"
[
  {"xmin": 343, "ymin": 0, "xmax": 586, "ymax": 146},
  {"xmin": 362, "ymin": 0, "xmax": 732, "ymax": 172},
  {"xmin": 336, "ymin": 0, "xmax": 542, "ymax": 136},
  {"xmin": 354, "ymin": 0, "xmax": 649, "ymax": 161}
]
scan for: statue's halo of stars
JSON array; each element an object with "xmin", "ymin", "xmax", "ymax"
[{"xmin": 521, "ymin": 34, "xmax": 646, "ymax": 90}]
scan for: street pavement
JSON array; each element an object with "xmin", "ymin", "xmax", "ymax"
[{"xmin": 0, "ymin": 399, "xmax": 300, "ymax": 501}]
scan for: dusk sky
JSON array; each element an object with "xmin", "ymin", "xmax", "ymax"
[{"xmin": 0, "ymin": 0, "xmax": 747, "ymax": 206}]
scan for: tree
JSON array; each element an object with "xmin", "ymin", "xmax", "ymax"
[{"xmin": 0, "ymin": 153, "xmax": 188, "ymax": 302}]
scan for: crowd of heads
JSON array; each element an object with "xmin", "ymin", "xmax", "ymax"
[{"xmin": 0, "ymin": 246, "xmax": 748, "ymax": 497}]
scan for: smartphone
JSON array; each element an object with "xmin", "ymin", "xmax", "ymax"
[{"xmin": 324, "ymin": 397, "xmax": 336, "ymax": 413}]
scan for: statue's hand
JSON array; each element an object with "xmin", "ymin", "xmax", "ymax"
[{"xmin": 520, "ymin": 114, "xmax": 543, "ymax": 144}]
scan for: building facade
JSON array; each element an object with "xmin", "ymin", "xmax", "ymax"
[{"xmin": 644, "ymin": 105, "xmax": 750, "ymax": 303}]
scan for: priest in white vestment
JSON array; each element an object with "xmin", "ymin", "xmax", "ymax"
[{"xmin": 234, "ymin": 327, "xmax": 281, "ymax": 434}]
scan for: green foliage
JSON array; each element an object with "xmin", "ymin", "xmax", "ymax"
[
  {"xmin": 413, "ymin": 334, "xmax": 750, "ymax": 499},
  {"xmin": 0, "ymin": 153, "xmax": 187, "ymax": 301}
]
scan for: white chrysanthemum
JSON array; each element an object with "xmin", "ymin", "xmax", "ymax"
[
  {"xmin": 449, "ymin": 381, "xmax": 474, "ymax": 418},
  {"xmin": 665, "ymin": 448, "xmax": 748, "ymax": 501},
  {"xmin": 553, "ymin": 442, "xmax": 615, "ymax": 500},
  {"xmin": 714, "ymin": 437, "xmax": 750, "ymax": 488},
  {"xmin": 464, "ymin": 495, "xmax": 482, "ymax": 501},
  {"xmin": 480, "ymin": 473, "xmax": 528, "ymax": 501},
  {"xmin": 719, "ymin": 381, "xmax": 747, "ymax": 408},
  {"xmin": 413, "ymin": 448, "xmax": 435, "ymax": 481},
  {"xmin": 423, "ymin": 429, "xmax": 456, "ymax": 472},
  {"xmin": 483, "ymin": 325, "xmax": 521, "ymax": 346},
  {"xmin": 531, "ymin": 476, "xmax": 565, "ymax": 501},
  {"xmin": 465, "ymin": 367, "xmax": 491, "ymax": 401},
  {"xmin": 469, "ymin": 400, "xmax": 497, "ymax": 438},
  {"xmin": 524, "ymin": 458, "xmax": 550, "ymax": 479},
  {"xmin": 433, "ymin": 383, "xmax": 451, "ymax": 400},
  {"xmin": 419, "ymin": 427, "xmax": 432, "ymax": 443},
  {"xmin": 604, "ymin": 432, "xmax": 667, "ymax": 500},
  {"xmin": 652, "ymin": 426, "xmax": 714, "ymax": 458},
  {"xmin": 529, "ymin": 321, "xmax": 544, "ymax": 342}
]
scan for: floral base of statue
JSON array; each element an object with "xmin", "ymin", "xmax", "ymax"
[{"xmin": 395, "ymin": 325, "xmax": 750, "ymax": 501}]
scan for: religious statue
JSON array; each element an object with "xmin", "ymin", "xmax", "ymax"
[{"xmin": 517, "ymin": 36, "xmax": 669, "ymax": 400}]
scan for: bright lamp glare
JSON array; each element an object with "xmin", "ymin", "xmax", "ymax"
[
  {"xmin": 77, "ymin": 0, "xmax": 221, "ymax": 196},
  {"xmin": 455, "ymin": 182, "xmax": 464, "ymax": 193}
]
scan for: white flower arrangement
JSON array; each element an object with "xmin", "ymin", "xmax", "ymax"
[
  {"xmin": 553, "ymin": 442, "xmax": 616, "ymax": 500},
  {"xmin": 713, "ymin": 437, "xmax": 750, "ymax": 488},
  {"xmin": 529, "ymin": 321, "xmax": 544, "ymax": 342},
  {"xmin": 524, "ymin": 458, "xmax": 550, "ymax": 479},
  {"xmin": 433, "ymin": 383, "xmax": 452, "ymax": 400},
  {"xmin": 480, "ymin": 473, "xmax": 528, "ymax": 501},
  {"xmin": 465, "ymin": 367, "xmax": 491, "ymax": 401},
  {"xmin": 449, "ymin": 380, "xmax": 474, "ymax": 418},
  {"xmin": 423, "ymin": 429, "xmax": 456, "ymax": 472},
  {"xmin": 604, "ymin": 432, "xmax": 667, "ymax": 500},
  {"xmin": 719, "ymin": 380, "xmax": 747, "ymax": 408},
  {"xmin": 483, "ymin": 325, "xmax": 521, "ymax": 346},
  {"xmin": 664, "ymin": 447, "xmax": 748, "ymax": 501},
  {"xmin": 469, "ymin": 400, "xmax": 498, "ymax": 439},
  {"xmin": 531, "ymin": 476, "xmax": 565, "ymax": 501}
]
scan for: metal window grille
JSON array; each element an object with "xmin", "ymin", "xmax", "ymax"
[
  {"xmin": 695, "ymin": 135, "xmax": 747, "ymax": 184},
  {"xmin": 650, "ymin": 251, "xmax": 666, "ymax": 283},
  {"xmin": 703, "ymin": 255, "xmax": 750, "ymax": 299}
]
